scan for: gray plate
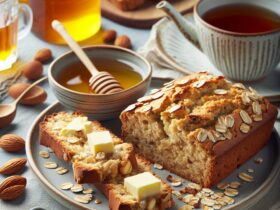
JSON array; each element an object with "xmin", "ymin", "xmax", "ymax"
[{"xmin": 26, "ymin": 79, "xmax": 280, "ymax": 210}]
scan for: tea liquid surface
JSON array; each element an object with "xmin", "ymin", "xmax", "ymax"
[{"xmin": 202, "ymin": 4, "xmax": 280, "ymax": 33}]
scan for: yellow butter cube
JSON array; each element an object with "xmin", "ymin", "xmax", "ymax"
[
  {"xmin": 87, "ymin": 131, "xmax": 114, "ymax": 154},
  {"xmin": 60, "ymin": 117, "xmax": 92, "ymax": 136},
  {"xmin": 124, "ymin": 172, "xmax": 161, "ymax": 201}
]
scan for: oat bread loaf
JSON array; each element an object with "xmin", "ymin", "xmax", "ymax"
[
  {"xmin": 40, "ymin": 112, "xmax": 137, "ymax": 183},
  {"xmin": 95, "ymin": 155, "xmax": 174, "ymax": 210},
  {"xmin": 120, "ymin": 72, "xmax": 278, "ymax": 187}
]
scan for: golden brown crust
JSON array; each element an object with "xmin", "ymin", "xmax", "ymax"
[
  {"xmin": 40, "ymin": 122, "xmax": 74, "ymax": 161},
  {"xmin": 120, "ymin": 72, "xmax": 278, "ymax": 187},
  {"xmin": 39, "ymin": 112, "xmax": 137, "ymax": 183},
  {"xmin": 95, "ymin": 155, "xmax": 174, "ymax": 210},
  {"xmin": 73, "ymin": 146, "xmax": 138, "ymax": 184}
]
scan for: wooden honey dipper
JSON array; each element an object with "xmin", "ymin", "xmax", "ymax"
[{"xmin": 52, "ymin": 20, "xmax": 123, "ymax": 94}]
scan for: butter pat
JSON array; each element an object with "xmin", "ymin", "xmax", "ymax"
[
  {"xmin": 124, "ymin": 172, "xmax": 161, "ymax": 201},
  {"xmin": 60, "ymin": 117, "xmax": 92, "ymax": 136},
  {"xmin": 87, "ymin": 131, "xmax": 114, "ymax": 154}
]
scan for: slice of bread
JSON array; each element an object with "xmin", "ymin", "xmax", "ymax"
[
  {"xmin": 95, "ymin": 155, "xmax": 174, "ymax": 210},
  {"xmin": 40, "ymin": 112, "xmax": 174, "ymax": 209},
  {"xmin": 40, "ymin": 112, "xmax": 137, "ymax": 183}
]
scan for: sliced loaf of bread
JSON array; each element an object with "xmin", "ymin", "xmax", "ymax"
[
  {"xmin": 40, "ymin": 112, "xmax": 137, "ymax": 183},
  {"xmin": 95, "ymin": 155, "xmax": 174, "ymax": 210}
]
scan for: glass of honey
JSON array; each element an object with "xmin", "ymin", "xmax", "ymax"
[
  {"xmin": 29, "ymin": 0, "xmax": 101, "ymax": 44},
  {"xmin": 0, "ymin": 0, "xmax": 32, "ymax": 72}
]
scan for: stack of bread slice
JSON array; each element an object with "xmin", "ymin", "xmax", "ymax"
[{"xmin": 40, "ymin": 112, "xmax": 174, "ymax": 210}]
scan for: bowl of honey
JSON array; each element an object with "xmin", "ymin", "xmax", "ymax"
[{"xmin": 48, "ymin": 45, "xmax": 152, "ymax": 120}]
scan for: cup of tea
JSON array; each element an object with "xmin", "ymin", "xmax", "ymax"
[
  {"xmin": 0, "ymin": 0, "xmax": 32, "ymax": 71},
  {"xmin": 29, "ymin": 0, "xmax": 101, "ymax": 44},
  {"xmin": 157, "ymin": 0, "xmax": 280, "ymax": 81}
]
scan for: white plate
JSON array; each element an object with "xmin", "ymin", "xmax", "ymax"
[
  {"xmin": 155, "ymin": 15, "xmax": 280, "ymax": 97},
  {"xmin": 26, "ymin": 79, "xmax": 280, "ymax": 210}
]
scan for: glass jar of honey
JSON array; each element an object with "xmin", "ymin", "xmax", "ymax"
[{"xmin": 29, "ymin": 0, "xmax": 101, "ymax": 44}]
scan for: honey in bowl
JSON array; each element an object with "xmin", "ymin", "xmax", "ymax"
[
  {"xmin": 57, "ymin": 58, "xmax": 143, "ymax": 94},
  {"xmin": 202, "ymin": 4, "xmax": 280, "ymax": 33}
]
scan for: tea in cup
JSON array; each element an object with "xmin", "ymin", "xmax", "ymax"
[
  {"xmin": 157, "ymin": 0, "xmax": 280, "ymax": 81},
  {"xmin": 30, "ymin": 0, "xmax": 101, "ymax": 44},
  {"xmin": 0, "ymin": 0, "xmax": 32, "ymax": 71}
]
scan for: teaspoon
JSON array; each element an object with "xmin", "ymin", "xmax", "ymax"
[{"xmin": 0, "ymin": 76, "xmax": 47, "ymax": 129}]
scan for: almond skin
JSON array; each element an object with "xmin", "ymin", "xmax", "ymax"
[
  {"xmin": 8, "ymin": 83, "xmax": 47, "ymax": 105},
  {"xmin": 0, "ymin": 134, "xmax": 25, "ymax": 152},
  {"xmin": 0, "ymin": 158, "xmax": 27, "ymax": 175},
  {"xmin": 21, "ymin": 60, "xmax": 43, "ymax": 80},
  {"xmin": 33, "ymin": 48, "xmax": 52, "ymax": 63},
  {"xmin": 0, "ymin": 185, "xmax": 25, "ymax": 200},
  {"xmin": 114, "ymin": 35, "xmax": 131, "ymax": 49},
  {"xmin": 0, "ymin": 175, "xmax": 26, "ymax": 192},
  {"xmin": 103, "ymin": 30, "xmax": 117, "ymax": 43}
]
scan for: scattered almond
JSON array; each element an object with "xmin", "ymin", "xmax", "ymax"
[
  {"xmin": 0, "ymin": 184, "xmax": 25, "ymax": 201},
  {"xmin": 71, "ymin": 184, "xmax": 83, "ymax": 193},
  {"xmin": 0, "ymin": 134, "xmax": 25, "ymax": 152},
  {"xmin": 0, "ymin": 175, "xmax": 26, "ymax": 201},
  {"xmin": 103, "ymin": 30, "xmax": 117, "ymax": 43},
  {"xmin": 60, "ymin": 182, "xmax": 73, "ymax": 190},
  {"xmin": 44, "ymin": 161, "xmax": 58, "ymax": 169},
  {"xmin": 114, "ymin": 35, "xmax": 131, "ymax": 49},
  {"xmin": 74, "ymin": 195, "xmax": 92, "ymax": 204},
  {"xmin": 238, "ymin": 172, "xmax": 254, "ymax": 182},
  {"xmin": 33, "ymin": 48, "xmax": 52, "ymax": 63},
  {"xmin": 224, "ymin": 188, "xmax": 239, "ymax": 197},
  {"xmin": 254, "ymin": 157, "xmax": 263, "ymax": 164},
  {"xmin": 0, "ymin": 175, "xmax": 26, "ymax": 192},
  {"xmin": 83, "ymin": 188, "xmax": 94, "ymax": 194},
  {"xmin": 153, "ymin": 163, "xmax": 163, "ymax": 170},
  {"xmin": 21, "ymin": 60, "xmax": 43, "ymax": 80},
  {"xmin": 94, "ymin": 198, "xmax": 102, "ymax": 204},
  {"xmin": 55, "ymin": 167, "xmax": 68, "ymax": 175},
  {"xmin": 120, "ymin": 160, "xmax": 132, "ymax": 175},
  {"xmin": 8, "ymin": 83, "xmax": 47, "ymax": 105},
  {"xmin": 229, "ymin": 181, "xmax": 241, "ymax": 189},
  {"xmin": 0, "ymin": 158, "xmax": 27, "ymax": 175},
  {"xmin": 247, "ymin": 168, "xmax": 254, "ymax": 173},
  {"xmin": 171, "ymin": 181, "xmax": 182, "ymax": 187},
  {"xmin": 39, "ymin": 151, "xmax": 50, "ymax": 159}
]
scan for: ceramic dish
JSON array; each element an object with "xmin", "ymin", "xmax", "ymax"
[
  {"xmin": 155, "ymin": 15, "xmax": 280, "ymax": 97},
  {"xmin": 26, "ymin": 79, "xmax": 280, "ymax": 210},
  {"xmin": 101, "ymin": 0, "xmax": 197, "ymax": 28},
  {"xmin": 48, "ymin": 45, "xmax": 152, "ymax": 120}
]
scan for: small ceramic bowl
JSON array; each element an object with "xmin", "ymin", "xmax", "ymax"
[{"xmin": 48, "ymin": 45, "xmax": 152, "ymax": 120}]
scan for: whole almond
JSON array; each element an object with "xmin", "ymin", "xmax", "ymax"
[
  {"xmin": 0, "ymin": 134, "xmax": 25, "ymax": 152},
  {"xmin": 21, "ymin": 60, "xmax": 43, "ymax": 80},
  {"xmin": 8, "ymin": 83, "xmax": 47, "ymax": 105},
  {"xmin": 103, "ymin": 30, "xmax": 117, "ymax": 43},
  {"xmin": 114, "ymin": 35, "xmax": 131, "ymax": 49},
  {"xmin": 0, "ymin": 175, "xmax": 26, "ymax": 192},
  {"xmin": 0, "ymin": 185, "xmax": 25, "ymax": 200},
  {"xmin": 0, "ymin": 158, "xmax": 27, "ymax": 175},
  {"xmin": 33, "ymin": 48, "xmax": 52, "ymax": 63}
]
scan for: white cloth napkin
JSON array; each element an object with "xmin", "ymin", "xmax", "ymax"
[{"xmin": 138, "ymin": 20, "xmax": 186, "ymax": 80}]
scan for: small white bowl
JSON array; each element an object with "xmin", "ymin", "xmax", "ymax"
[{"xmin": 48, "ymin": 45, "xmax": 152, "ymax": 120}]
